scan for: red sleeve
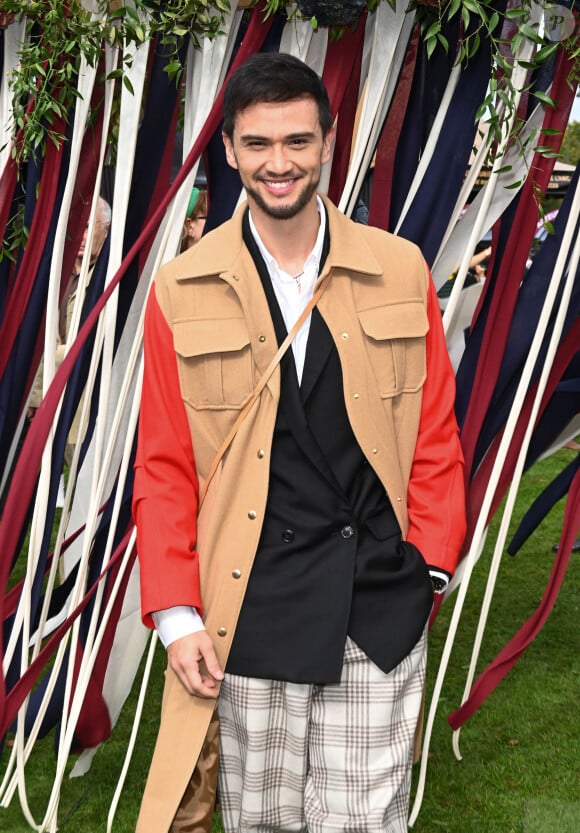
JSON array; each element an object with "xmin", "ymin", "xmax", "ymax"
[
  {"xmin": 406, "ymin": 274, "xmax": 466, "ymax": 576},
  {"xmin": 132, "ymin": 286, "xmax": 202, "ymax": 628}
]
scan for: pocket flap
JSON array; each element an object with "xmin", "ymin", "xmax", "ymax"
[
  {"xmin": 358, "ymin": 302, "xmax": 428, "ymax": 340},
  {"xmin": 173, "ymin": 317, "xmax": 251, "ymax": 358}
]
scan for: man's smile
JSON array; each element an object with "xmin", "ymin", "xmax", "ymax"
[{"xmin": 260, "ymin": 176, "xmax": 301, "ymax": 194}]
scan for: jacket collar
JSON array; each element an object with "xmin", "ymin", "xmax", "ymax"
[{"xmin": 175, "ymin": 195, "xmax": 384, "ymax": 282}]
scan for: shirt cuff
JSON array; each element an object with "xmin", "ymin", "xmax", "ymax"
[
  {"xmin": 428, "ymin": 568, "xmax": 451, "ymax": 594},
  {"xmin": 151, "ymin": 605, "xmax": 205, "ymax": 648}
]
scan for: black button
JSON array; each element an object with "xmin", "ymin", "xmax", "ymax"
[
  {"xmin": 281, "ymin": 529, "xmax": 295, "ymax": 543},
  {"xmin": 340, "ymin": 525, "xmax": 355, "ymax": 539}
]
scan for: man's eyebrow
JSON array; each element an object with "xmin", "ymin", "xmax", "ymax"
[{"xmin": 238, "ymin": 131, "xmax": 318, "ymax": 143}]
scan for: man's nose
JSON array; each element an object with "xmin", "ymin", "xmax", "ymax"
[{"xmin": 266, "ymin": 143, "xmax": 291, "ymax": 174}]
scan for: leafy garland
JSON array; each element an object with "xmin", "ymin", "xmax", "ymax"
[
  {"xmin": 1, "ymin": 0, "xmax": 578, "ymax": 161},
  {"xmin": 0, "ymin": 0, "xmax": 230, "ymax": 162},
  {"xmin": 0, "ymin": 0, "xmax": 578, "ymax": 227},
  {"xmin": 416, "ymin": 0, "xmax": 579, "ymax": 160}
]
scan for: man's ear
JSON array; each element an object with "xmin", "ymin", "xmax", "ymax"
[
  {"xmin": 321, "ymin": 123, "xmax": 336, "ymax": 166},
  {"xmin": 222, "ymin": 131, "xmax": 238, "ymax": 170}
]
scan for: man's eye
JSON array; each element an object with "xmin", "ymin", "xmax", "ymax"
[{"xmin": 289, "ymin": 139, "xmax": 307, "ymax": 147}]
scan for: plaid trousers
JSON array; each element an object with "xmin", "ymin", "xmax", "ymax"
[{"xmin": 217, "ymin": 629, "xmax": 426, "ymax": 833}]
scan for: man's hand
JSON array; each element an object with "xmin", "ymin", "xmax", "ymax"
[{"xmin": 167, "ymin": 630, "xmax": 224, "ymax": 698}]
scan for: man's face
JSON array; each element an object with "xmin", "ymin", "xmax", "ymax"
[
  {"xmin": 78, "ymin": 200, "xmax": 110, "ymax": 265},
  {"xmin": 222, "ymin": 97, "xmax": 334, "ymax": 221}
]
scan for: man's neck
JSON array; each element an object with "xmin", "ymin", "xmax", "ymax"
[{"xmin": 248, "ymin": 197, "xmax": 321, "ymax": 275}]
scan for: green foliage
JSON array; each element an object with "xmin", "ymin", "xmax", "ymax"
[
  {"xmin": 415, "ymin": 0, "xmax": 580, "ymax": 173},
  {"xmin": 1, "ymin": 0, "xmax": 231, "ymax": 165},
  {"xmin": 0, "ymin": 199, "xmax": 29, "ymax": 263},
  {"xmin": 2, "ymin": 0, "xmax": 578, "ymax": 171},
  {"xmin": 561, "ymin": 119, "xmax": 580, "ymax": 165},
  {"xmin": 260, "ymin": 0, "xmax": 382, "ymax": 39}
]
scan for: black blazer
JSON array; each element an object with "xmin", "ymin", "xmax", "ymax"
[{"xmin": 225, "ymin": 212, "xmax": 433, "ymax": 684}]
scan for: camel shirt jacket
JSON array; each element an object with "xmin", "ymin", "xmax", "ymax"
[{"xmin": 133, "ymin": 196, "xmax": 466, "ymax": 832}]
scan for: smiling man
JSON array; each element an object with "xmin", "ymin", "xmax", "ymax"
[{"xmin": 133, "ymin": 52, "xmax": 466, "ymax": 833}]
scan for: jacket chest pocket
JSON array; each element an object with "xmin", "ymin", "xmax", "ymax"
[
  {"xmin": 358, "ymin": 301, "xmax": 428, "ymax": 397},
  {"xmin": 173, "ymin": 317, "xmax": 254, "ymax": 410}
]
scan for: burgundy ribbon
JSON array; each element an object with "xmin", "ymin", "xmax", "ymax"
[
  {"xmin": 0, "ymin": 3, "xmax": 274, "ymax": 733},
  {"xmin": 448, "ymin": 466, "xmax": 579, "ymax": 730},
  {"xmin": 323, "ymin": 14, "xmax": 367, "ymax": 204},
  {"xmin": 460, "ymin": 46, "xmax": 577, "ymax": 483},
  {"xmin": 368, "ymin": 25, "xmax": 420, "ymax": 230}
]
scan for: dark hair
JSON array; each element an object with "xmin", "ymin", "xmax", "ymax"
[{"xmin": 222, "ymin": 52, "xmax": 333, "ymax": 139}]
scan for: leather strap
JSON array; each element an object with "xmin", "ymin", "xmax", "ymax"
[{"xmin": 199, "ymin": 271, "xmax": 332, "ymax": 508}]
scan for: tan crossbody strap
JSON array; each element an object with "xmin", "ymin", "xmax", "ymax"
[{"xmin": 198, "ymin": 271, "xmax": 332, "ymax": 508}]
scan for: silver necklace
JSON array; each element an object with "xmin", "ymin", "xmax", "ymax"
[{"xmin": 291, "ymin": 269, "xmax": 305, "ymax": 288}]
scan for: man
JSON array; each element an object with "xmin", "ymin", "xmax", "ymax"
[
  {"xmin": 29, "ymin": 196, "xmax": 111, "ymax": 465},
  {"xmin": 180, "ymin": 186, "xmax": 208, "ymax": 251},
  {"xmin": 73, "ymin": 195, "xmax": 111, "ymax": 275},
  {"xmin": 58, "ymin": 196, "xmax": 111, "ymax": 362},
  {"xmin": 134, "ymin": 53, "xmax": 466, "ymax": 833}
]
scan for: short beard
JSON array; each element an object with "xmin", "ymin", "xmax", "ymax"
[{"xmin": 245, "ymin": 175, "xmax": 320, "ymax": 220}]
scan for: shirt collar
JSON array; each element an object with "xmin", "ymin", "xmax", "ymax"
[{"xmin": 247, "ymin": 195, "xmax": 326, "ymax": 282}]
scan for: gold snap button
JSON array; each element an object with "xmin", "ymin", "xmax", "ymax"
[
  {"xmin": 232, "ymin": 569, "xmax": 241, "ymax": 579},
  {"xmin": 217, "ymin": 627, "xmax": 227, "ymax": 637},
  {"xmin": 248, "ymin": 510, "xmax": 257, "ymax": 520}
]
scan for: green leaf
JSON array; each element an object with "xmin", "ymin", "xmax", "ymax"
[
  {"xmin": 125, "ymin": 5, "xmax": 141, "ymax": 24},
  {"xmin": 426, "ymin": 36, "xmax": 438, "ymax": 60},
  {"xmin": 475, "ymin": 102, "xmax": 487, "ymax": 121},
  {"xmin": 448, "ymin": 0, "xmax": 461, "ymax": 19},
  {"xmin": 535, "ymin": 43, "xmax": 559, "ymax": 63},
  {"xmin": 496, "ymin": 54, "xmax": 513, "ymax": 73},
  {"xmin": 533, "ymin": 90, "xmax": 556, "ymax": 107},
  {"xmin": 468, "ymin": 32, "xmax": 481, "ymax": 59},
  {"xmin": 164, "ymin": 61, "xmax": 182, "ymax": 76},
  {"xmin": 424, "ymin": 21, "xmax": 441, "ymax": 40},
  {"xmin": 488, "ymin": 12, "xmax": 500, "ymax": 33},
  {"xmin": 437, "ymin": 33, "xmax": 449, "ymax": 54},
  {"xmin": 461, "ymin": 6, "xmax": 471, "ymax": 30},
  {"xmin": 519, "ymin": 23, "xmax": 543, "ymax": 44},
  {"xmin": 505, "ymin": 7, "xmax": 529, "ymax": 19}
]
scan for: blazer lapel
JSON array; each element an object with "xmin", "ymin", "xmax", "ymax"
[
  {"xmin": 300, "ymin": 307, "xmax": 334, "ymax": 404},
  {"xmin": 241, "ymin": 212, "xmax": 341, "ymax": 490}
]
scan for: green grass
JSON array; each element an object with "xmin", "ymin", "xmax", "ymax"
[{"xmin": 1, "ymin": 450, "xmax": 578, "ymax": 832}]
